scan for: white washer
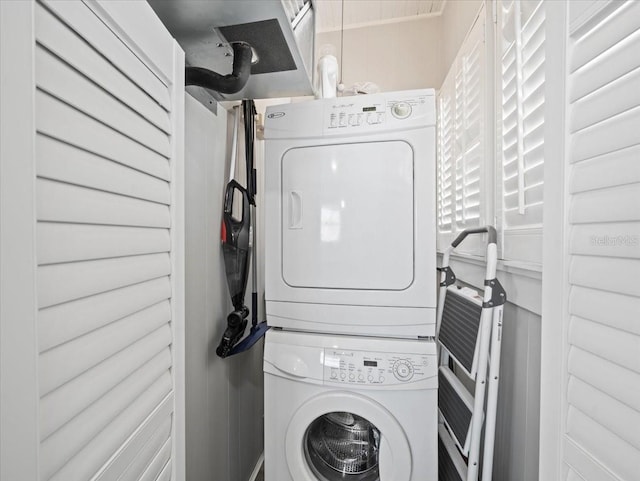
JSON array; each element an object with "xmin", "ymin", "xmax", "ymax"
[
  {"xmin": 264, "ymin": 329, "xmax": 438, "ymax": 481},
  {"xmin": 264, "ymin": 89, "xmax": 437, "ymax": 338}
]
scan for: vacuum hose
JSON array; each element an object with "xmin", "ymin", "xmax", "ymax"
[{"xmin": 185, "ymin": 42, "xmax": 252, "ymax": 94}]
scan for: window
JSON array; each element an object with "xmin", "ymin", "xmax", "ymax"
[
  {"xmin": 436, "ymin": 0, "xmax": 545, "ymax": 264},
  {"xmin": 497, "ymin": 0, "xmax": 545, "ymax": 264},
  {"xmin": 437, "ymin": 5, "xmax": 489, "ymax": 256}
]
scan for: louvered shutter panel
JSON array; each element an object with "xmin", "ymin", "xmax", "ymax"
[
  {"xmin": 498, "ymin": 0, "xmax": 545, "ymax": 263},
  {"xmin": 453, "ymin": 18, "xmax": 485, "ymax": 235},
  {"xmin": 437, "ymin": 71, "xmax": 455, "ymax": 247},
  {"xmin": 563, "ymin": 1, "xmax": 640, "ymax": 480},
  {"xmin": 437, "ymin": 6, "xmax": 488, "ymax": 254},
  {"xmin": 33, "ymin": 1, "xmax": 182, "ymax": 480}
]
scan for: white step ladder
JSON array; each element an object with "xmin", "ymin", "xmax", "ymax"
[{"xmin": 436, "ymin": 227, "xmax": 506, "ymax": 481}]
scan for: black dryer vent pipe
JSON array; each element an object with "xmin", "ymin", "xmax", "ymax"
[{"xmin": 185, "ymin": 41, "xmax": 252, "ymax": 95}]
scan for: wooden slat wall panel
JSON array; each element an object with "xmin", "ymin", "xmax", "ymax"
[
  {"xmin": 36, "ymin": 136, "xmax": 170, "ymax": 205},
  {"xmin": 568, "ymin": 377, "xmax": 640, "ymax": 450},
  {"xmin": 571, "ymin": 107, "xmax": 640, "ymax": 163},
  {"xmin": 569, "ymin": 317, "xmax": 640, "ymax": 374},
  {"xmin": 566, "ymin": 408, "xmax": 640, "ymax": 481},
  {"xmin": 569, "ymin": 26, "xmax": 640, "ymax": 102},
  {"xmin": 564, "ymin": 437, "xmax": 620, "ymax": 481},
  {"xmin": 570, "ymin": 183, "xmax": 640, "ymax": 224},
  {"xmin": 37, "ymin": 253, "xmax": 171, "ymax": 309},
  {"xmin": 40, "ymin": 355, "xmax": 171, "ymax": 474},
  {"xmin": 569, "ymin": 0, "xmax": 640, "ymax": 73},
  {"xmin": 33, "ymin": 2, "xmax": 178, "ymax": 479},
  {"xmin": 37, "ymin": 223, "xmax": 170, "ymax": 265},
  {"xmin": 37, "ymin": 179, "xmax": 170, "ymax": 228},
  {"xmin": 47, "ymin": 383, "xmax": 173, "ymax": 481},
  {"xmin": 570, "ymin": 144, "xmax": 640, "ymax": 194},
  {"xmin": 567, "ymin": 469, "xmax": 585, "ymax": 481},
  {"xmin": 570, "ymin": 287, "xmax": 640, "ymax": 335},
  {"xmin": 117, "ymin": 421, "xmax": 173, "ymax": 481},
  {"xmin": 35, "ymin": 3, "xmax": 170, "ymax": 133},
  {"xmin": 38, "ymin": 277, "xmax": 171, "ymax": 351},
  {"xmin": 563, "ymin": 2, "xmax": 640, "ymax": 480},
  {"xmin": 39, "ymin": 1, "xmax": 171, "ymax": 110},
  {"xmin": 156, "ymin": 460, "xmax": 173, "ymax": 481},
  {"xmin": 39, "ymin": 306, "xmax": 171, "ymax": 396},
  {"xmin": 35, "ymin": 46, "xmax": 170, "ymax": 157},
  {"xmin": 36, "ymin": 92, "xmax": 170, "ymax": 181},
  {"xmin": 570, "ymin": 223, "xmax": 640, "ymax": 259},
  {"xmin": 569, "ymin": 256, "xmax": 640, "ymax": 297},
  {"xmin": 138, "ymin": 438, "xmax": 171, "ymax": 481},
  {"xmin": 569, "ymin": 348, "xmax": 640, "ymax": 412},
  {"xmin": 570, "ymin": 67, "xmax": 640, "ymax": 133},
  {"xmin": 40, "ymin": 343, "xmax": 172, "ymax": 439},
  {"xmin": 97, "ymin": 415, "xmax": 172, "ymax": 481}
]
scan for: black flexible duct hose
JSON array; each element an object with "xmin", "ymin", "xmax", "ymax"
[{"xmin": 185, "ymin": 42, "xmax": 252, "ymax": 94}]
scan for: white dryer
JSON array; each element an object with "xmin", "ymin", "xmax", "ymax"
[
  {"xmin": 264, "ymin": 89, "xmax": 437, "ymax": 338},
  {"xmin": 263, "ymin": 329, "xmax": 438, "ymax": 481}
]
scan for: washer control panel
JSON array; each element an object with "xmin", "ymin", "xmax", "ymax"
[{"xmin": 322, "ymin": 348, "xmax": 432, "ymax": 386}]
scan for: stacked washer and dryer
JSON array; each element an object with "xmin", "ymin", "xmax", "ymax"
[{"xmin": 263, "ymin": 89, "xmax": 438, "ymax": 481}]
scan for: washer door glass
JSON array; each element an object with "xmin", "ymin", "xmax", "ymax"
[{"xmin": 304, "ymin": 412, "xmax": 381, "ymax": 481}]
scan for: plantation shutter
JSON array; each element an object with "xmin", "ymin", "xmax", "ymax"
[
  {"xmin": 498, "ymin": 0, "xmax": 545, "ymax": 264},
  {"xmin": 563, "ymin": 1, "xmax": 640, "ymax": 480},
  {"xmin": 33, "ymin": 1, "xmax": 183, "ymax": 480},
  {"xmin": 437, "ymin": 6, "xmax": 487, "ymax": 254},
  {"xmin": 437, "ymin": 71, "xmax": 454, "ymax": 246}
]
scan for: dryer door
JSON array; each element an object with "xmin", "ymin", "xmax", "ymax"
[
  {"xmin": 281, "ymin": 140, "xmax": 414, "ymax": 291},
  {"xmin": 285, "ymin": 391, "xmax": 412, "ymax": 481}
]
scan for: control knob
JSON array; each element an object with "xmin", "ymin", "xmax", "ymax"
[
  {"xmin": 392, "ymin": 359, "xmax": 414, "ymax": 381},
  {"xmin": 391, "ymin": 102, "xmax": 412, "ymax": 119}
]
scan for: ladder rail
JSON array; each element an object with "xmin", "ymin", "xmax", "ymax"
[
  {"xmin": 482, "ymin": 305, "xmax": 505, "ymax": 481},
  {"xmin": 436, "ymin": 226, "xmax": 506, "ymax": 481}
]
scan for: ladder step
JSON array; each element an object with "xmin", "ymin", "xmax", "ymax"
[
  {"xmin": 439, "ymin": 286, "xmax": 483, "ymax": 376},
  {"xmin": 438, "ymin": 366, "xmax": 474, "ymax": 455},
  {"xmin": 438, "ymin": 423, "xmax": 467, "ymax": 481}
]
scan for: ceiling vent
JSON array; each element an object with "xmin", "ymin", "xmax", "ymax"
[{"xmin": 150, "ymin": 0, "xmax": 316, "ymax": 101}]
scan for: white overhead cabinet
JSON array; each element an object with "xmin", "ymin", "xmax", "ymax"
[{"xmin": 1, "ymin": 1, "xmax": 185, "ymax": 480}]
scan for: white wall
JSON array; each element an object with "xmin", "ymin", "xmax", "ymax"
[
  {"xmin": 316, "ymin": 16, "xmax": 443, "ymax": 91},
  {"xmin": 184, "ymin": 94, "xmax": 263, "ymax": 481},
  {"xmin": 440, "ymin": 0, "xmax": 484, "ymax": 75}
]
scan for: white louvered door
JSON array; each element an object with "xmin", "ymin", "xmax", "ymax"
[
  {"xmin": 498, "ymin": 0, "xmax": 545, "ymax": 264},
  {"xmin": 1, "ymin": 1, "xmax": 185, "ymax": 480},
  {"xmin": 561, "ymin": 1, "xmax": 640, "ymax": 480},
  {"xmin": 436, "ymin": 5, "xmax": 488, "ymax": 255}
]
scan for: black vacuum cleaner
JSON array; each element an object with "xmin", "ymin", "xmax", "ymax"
[
  {"xmin": 185, "ymin": 44, "xmax": 268, "ymax": 358},
  {"xmin": 216, "ymin": 100, "xmax": 269, "ymax": 358}
]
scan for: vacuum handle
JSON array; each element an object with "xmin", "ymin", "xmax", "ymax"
[
  {"xmin": 224, "ymin": 180, "xmax": 249, "ymax": 225},
  {"xmin": 451, "ymin": 226, "xmax": 497, "ymax": 248}
]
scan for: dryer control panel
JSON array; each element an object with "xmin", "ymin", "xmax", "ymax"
[
  {"xmin": 323, "ymin": 92, "xmax": 432, "ymax": 134},
  {"xmin": 322, "ymin": 347, "xmax": 436, "ymax": 387}
]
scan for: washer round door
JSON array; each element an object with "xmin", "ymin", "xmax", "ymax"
[{"xmin": 285, "ymin": 391, "xmax": 412, "ymax": 481}]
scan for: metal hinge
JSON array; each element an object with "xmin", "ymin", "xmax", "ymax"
[
  {"xmin": 437, "ymin": 266, "xmax": 457, "ymax": 287},
  {"xmin": 483, "ymin": 278, "xmax": 507, "ymax": 307}
]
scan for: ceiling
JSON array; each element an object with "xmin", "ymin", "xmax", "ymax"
[{"xmin": 314, "ymin": 0, "xmax": 447, "ymax": 33}]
